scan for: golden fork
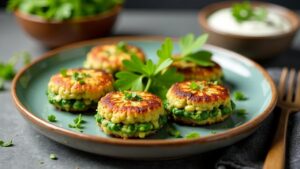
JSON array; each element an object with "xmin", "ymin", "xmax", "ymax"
[{"xmin": 263, "ymin": 68, "xmax": 300, "ymax": 169}]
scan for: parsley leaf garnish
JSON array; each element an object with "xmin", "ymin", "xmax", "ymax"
[
  {"xmin": 114, "ymin": 39, "xmax": 184, "ymax": 99},
  {"xmin": 68, "ymin": 114, "xmax": 84, "ymax": 132},
  {"xmin": 0, "ymin": 139, "xmax": 13, "ymax": 147},
  {"xmin": 232, "ymin": 1, "xmax": 268, "ymax": 22},
  {"xmin": 233, "ymin": 91, "xmax": 248, "ymax": 101},
  {"xmin": 185, "ymin": 132, "xmax": 200, "ymax": 139},
  {"xmin": 47, "ymin": 114, "xmax": 57, "ymax": 122},
  {"xmin": 116, "ymin": 41, "xmax": 127, "ymax": 52},
  {"xmin": 190, "ymin": 81, "xmax": 199, "ymax": 90}
]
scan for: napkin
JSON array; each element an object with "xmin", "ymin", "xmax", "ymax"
[{"xmin": 216, "ymin": 68, "xmax": 300, "ymax": 169}]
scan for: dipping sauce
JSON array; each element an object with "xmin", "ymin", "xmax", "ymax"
[{"xmin": 207, "ymin": 8, "xmax": 291, "ymax": 36}]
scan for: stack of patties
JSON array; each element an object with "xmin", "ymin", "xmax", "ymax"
[
  {"xmin": 95, "ymin": 91, "xmax": 168, "ymax": 138},
  {"xmin": 165, "ymin": 81, "xmax": 234, "ymax": 125},
  {"xmin": 47, "ymin": 69, "xmax": 114, "ymax": 112},
  {"xmin": 84, "ymin": 42, "xmax": 145, "ymax": 73}
]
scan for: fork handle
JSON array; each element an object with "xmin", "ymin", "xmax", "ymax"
[{"xmin": 263, "ymin": 109, "xmax": 290, "ymax": 169}]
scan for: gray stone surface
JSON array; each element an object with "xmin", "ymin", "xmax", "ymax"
[{"xmin": 0, "ymin": 9, "xmax": 299, "ymax": 169}]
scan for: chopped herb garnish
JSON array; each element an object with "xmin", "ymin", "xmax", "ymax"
[
  {"xmin": 232, "ymin": 1, "xmax": 268, "ymax": 22},
  {"xmin": 60, "ymin": 69, "xmax": 68, "ymax": 77},
  {"xmin": 235, "ymin": 109, "xmax": 247, "ymax": 118},
  {"xmin": 166, "ymin": 124, "xmax": 182, "ymax": 138},
  {"xmin": 47, "ymin": 114, "xmax": 57, "ymax": 122},
  {"xmin": 185, "ymin": 132, "xmax": 200, "ymax": 139},
  {"xmin": 49, "ymin": 153, "xmax": 57, "ymax": 160},
  {"xmin": 190, "ymin": 81, "xmax": 199, "ymax": 90},
  {"xmin": 189, "ymin": 81, "xmax": 204, "ymax": 91},
  {"xmin": 72, "ymin": 72, "xmax": 90, "ymax": 84},
  {"xmin": 124, "ymin": 92, "xmax": 143, "ymax": 101},
  {"xmin": 68, "ymin": 114, "xmax": 84, "ymax": 132},
  {"xmin": 0, "ymin": 139, "xmax": 13, "ymax": 147},
  {"xmin": 233, "ymin": 91, "xmax": 248, "ymax": 101},
  {"xmin": 116, "ymin": 41, "xmax": 127, "ymax": 52}
]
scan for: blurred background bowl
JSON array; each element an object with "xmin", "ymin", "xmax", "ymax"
[
  {"xmin": 14, "ymin": 5, "xmax": 122, "ymax": 48},
  {"xmin": 199, "ymin": 1, "xmax": 299, "ymax": 60}
]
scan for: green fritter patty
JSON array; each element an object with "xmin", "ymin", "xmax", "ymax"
[
  {"xmin": 96, "ymin": 91, "xmax": 167, "ymax": 138},
  {"xmin": 166, "ymin": 81, "xmax": 234, "ymax": 125},
  {"xmin": 47, "ymin": 69, "xmax": 114, "ymax": 112},
  {"xmin": 95, "ymin": 114, "xmax": 168, "ymax": 138}
]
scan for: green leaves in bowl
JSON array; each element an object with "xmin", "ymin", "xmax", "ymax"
[{"xmin": 7, "ymin": 0, "xmax": 124, "ymax": 21}]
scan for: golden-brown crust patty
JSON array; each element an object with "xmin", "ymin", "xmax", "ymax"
[
  {"xmin": 172, "ymin": 61, "xmax": 223, "ymax": 81},
  {"xmin": 48, "ymin": 69, "xmax": 114, "ymax": 100},
  {"xmin": 84, "ymin": 44, "xmax": 146, "ymax": 73},
  {"xmin": 166, "ymin": 81, "xmax": 231, "ymax": 111},
  {"xmin": 98, "ymin": 91, "xmax": 166, "ymax": 124}
]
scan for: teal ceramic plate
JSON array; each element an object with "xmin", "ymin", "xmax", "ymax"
[{"xmin": 12, "ymin": 36, "xmax": 277, "ymax": 159}]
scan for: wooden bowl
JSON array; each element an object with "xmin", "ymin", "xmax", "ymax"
[
  {"xmin": 199, "ymin": 1, "xmax": 299, "ymax": 60},
  {"xmin": 14, "ymin": 6, "xmax": 122, "ymax": 48}
]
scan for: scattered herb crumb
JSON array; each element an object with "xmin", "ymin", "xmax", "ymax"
[
  {"xmin": 166, "ymin": 124, "xmax": 182, "ymax": 138},
  {"xmin": 233, "ymin": 91, "xmax": 248, "ymax": 101},
  {"xmin": 0, "ymin": 139, "xmax": 13, "ymax": 147},
  {"xmin": 60, "ymin": 69, "xmax": 68, "ymax": 77},
  {"xmin": 185, "ymin": 132, "xmax": 200, "ymax": 139},
  {"xmin": 124, "ymin": 91, "xmax": 143, "ymax": 101},
  {"xmin": 68, "ymin": 114, "xmax": 84, "ymax": 132},
  {"xmin": 49, "ymin": 153, "xmax": 57, "ymax": 160},
  {"xmin": 47, "ymin": 114, "xmax": 57, "ymax": 122},
  {"xmin": 235, "ymin": 109, "xmax": 248, "ymax": 118}
]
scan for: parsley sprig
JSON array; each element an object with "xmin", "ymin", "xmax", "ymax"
[
  {"xmin": 159, "ymin": 34, "xmax": 214, "ymax": 67},
  {"xmin": 232, "ymin": 1, "xmax": 268, "ymax": 22},
  {"xmin": 114, "ymin": 39, "xmax": 184, "ymax": 99},
  {"xmin": 0, "ymin": 52, "xmax": 31, "ymax": 90},
  {"xmin": 0, "ymin": 139, "xmax": 13, "ymax": 147},
  {"xmin": 68, "ymin": 114, "xmax": 85, "ymax": 132}
]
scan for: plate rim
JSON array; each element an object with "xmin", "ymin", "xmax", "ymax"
[{"xmin": 11, "ymin": 36, "xmax": 278, "ymax": 147}]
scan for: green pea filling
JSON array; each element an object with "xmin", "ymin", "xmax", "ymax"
[
  {"xmin": 47, "ymin": 90, "xmax": 98, "ymax": 111},
  {"xmin": 170, "ymin": 103, "xmax": 233, "ymax": 122},
  {"xmin": 95, "ymin": 114, "xmax": 168, "ymax": 135}
]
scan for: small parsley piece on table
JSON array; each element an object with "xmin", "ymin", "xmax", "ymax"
[
  {"xmin": 185, "ymin": 132, "xmax": 200, "ymax": 139},
  {"xmin": 49, "ymin": 153, "xmax": 57, "ymax": 160},
  {"xmin": 68, "ymin": 114, "xmax": 84, "ymax": 132},
  {"xmin": 0, "ymin": 139, "xmax": 13, "ymax": 147},
  {"xmin": 0, "ymin": 51, "xmax": 31, "ymax": 91},
  {"xmin": 233, "ymin": 91, "xmax": 248, "ymax": 101},
  {"xmin": 47, "ymin": 114, "xmax": 57, "ymax": 122}
]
